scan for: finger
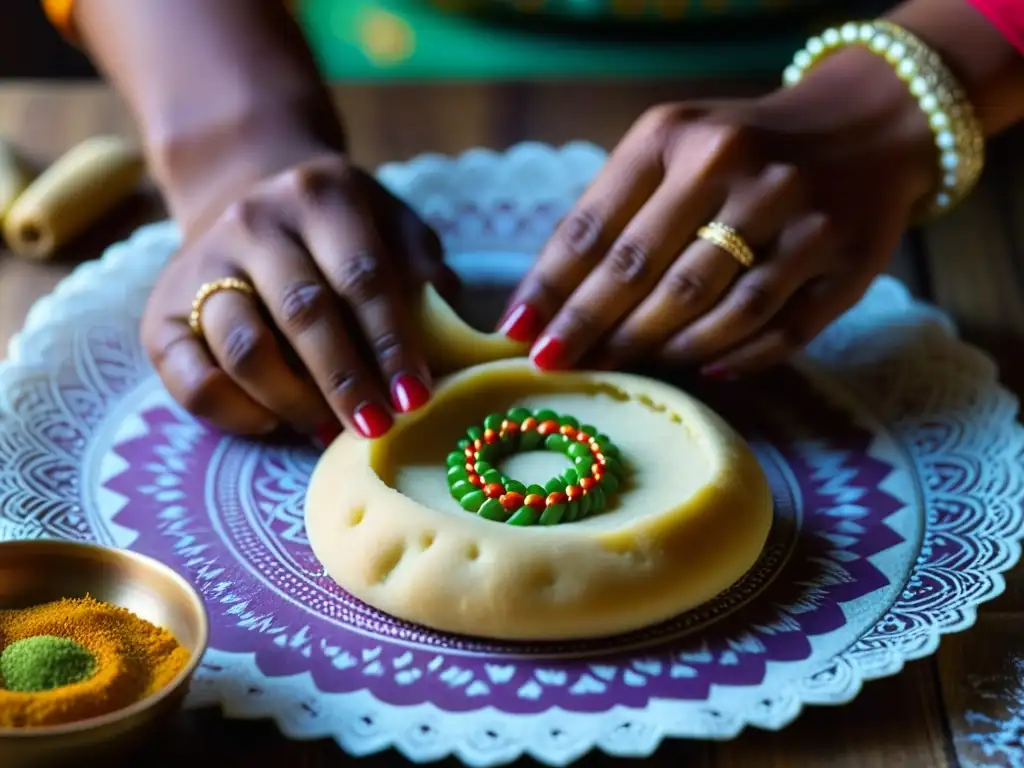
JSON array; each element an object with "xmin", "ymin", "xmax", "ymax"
[
  {"xmin": 604, "ymin": 164, "xmax": 806, "ymax": 367},
  {"xmin": 286, "ymin": 164, "xmax": 429, "ymax": 420},
  {"xmin": 526, "ymin": 169, "xmax": 722, "ymax": 370},
  {"xmin": 660, "ymin": 211, "xmax": 833, "ymax": 366},
  {"xmin": 144, "ymin": 320, "xmax": 277, "ymax": 436},
  {"xmin": 699, "ymin": 271, "xmax": 872, "ymax": 377},
  {"xmin": 497, "ymin": 123, "xmax": 664, "ymax": 343}
]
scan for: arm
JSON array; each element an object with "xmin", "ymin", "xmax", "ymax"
[{"xmin": 71, "ymin": 0, "xmax": 344, "ymax": 234}]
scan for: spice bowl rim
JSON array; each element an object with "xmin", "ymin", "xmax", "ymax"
[{"xmin": 0, "ymin": 539, "xmax": 209, "ymax": 739}]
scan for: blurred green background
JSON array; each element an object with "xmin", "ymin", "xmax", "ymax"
[{"xmin": 297, "ymin": 0, "xmax": 890, "ymax": 80}]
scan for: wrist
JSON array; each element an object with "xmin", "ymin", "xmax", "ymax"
[
  {"xmin": 146, "ymin": 91, "xmax": 346, "ymax": 234},
  {"xmin": 755, "ymin": 45, "xmax": 938, "ymax": 211}
]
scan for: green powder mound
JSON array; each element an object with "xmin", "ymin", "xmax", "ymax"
[{"xmin": 0, "ymin": 635, "xmax": 96, "ymax": 693}]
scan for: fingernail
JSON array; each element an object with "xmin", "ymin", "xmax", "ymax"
[
  {"xmin": 701, "ymin": 363, "xmax": 735, "ymax": 381},
  {"xmin": 531, "ymin": 335, "xmax": 566, "ymax": 370},
  {"xmin": 498, "ymin": 303, "xmax": 540, "ymax": 342},
  {"xmin": 353, "ymin": 402, "xmax": 393, "ymax": 439},
  {"xmin": 314, "ymin": 421, "xmax": 343, "ymax": 447},
  {"xmin": 391, "ymin": 373, "xmax": 431, "ymax": 413}
]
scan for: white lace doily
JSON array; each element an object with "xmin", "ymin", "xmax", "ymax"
[{"xmin": 0, "ymin": 142, "xmax": 1022, "ymax": 766}]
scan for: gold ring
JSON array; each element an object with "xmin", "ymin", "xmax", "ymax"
[
  {"xmin": 696, "ymin": 221, "xmax": 756, "ymax": 269},
  {"xmin": 188, "ymin": 277, "xmax": 255, "ymax": 336}
]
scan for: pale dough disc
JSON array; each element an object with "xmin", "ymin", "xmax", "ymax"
[{"xmin": 306, "ymin": 286, "xmax": 773, "ymax": 640}]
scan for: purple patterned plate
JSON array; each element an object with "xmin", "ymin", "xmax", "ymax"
[{"xmin": 1, "ymin": 144, "xmax": 1022, "ymax": 766}]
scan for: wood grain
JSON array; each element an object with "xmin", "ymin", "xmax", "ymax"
[{"xmin": 0, "ymin": 82, "xmax": 1021, "ymax": 767}]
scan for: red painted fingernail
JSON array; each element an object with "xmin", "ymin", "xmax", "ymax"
[
  {"xmin": 391, "ymin": 373, "xmax": 431, "ymax": 413},
  {"xmin": 531, "ymin": 335, "xmax": 566, "ymax": 370},
  {"xmin": 701, "ymin": 363, "xmax": 734, "ymax": 381},
  {"xmin": 314, "ymin": 421, "xmax": 343, "ymax": 447},
  {"xmin": 498, "ymin": 303, "xmax": 540, "ymax": 342},
  {"xmin": 353, "ymin": 402, "xmax": 393, "ymax": 439}
]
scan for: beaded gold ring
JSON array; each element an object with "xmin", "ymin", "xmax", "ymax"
[{"xmin": 446, "ymin": 408, "xmax": 626, "ymax": 526}]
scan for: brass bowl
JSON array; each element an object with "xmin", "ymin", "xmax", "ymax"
[{"xmin": 0, "ymin": 540, "xmax": 209, "ymax": 767}]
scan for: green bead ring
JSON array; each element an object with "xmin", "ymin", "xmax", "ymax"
[{"xmin": 446, "ymin": 408, "xmax": 625, "ymax": 526}]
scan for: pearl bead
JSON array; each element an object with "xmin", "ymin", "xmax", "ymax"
[
  {"xmin": 807, "ymin": 37, "xmax": 824, "ymax": 55},
  {"xmin": 930, "ymin": 111, "xmax": 949, "ymax": 129},
  {"xmin": 823, "ymin": 28, "xmax": 841, "ymax": 46},
  {"xmin": 897, "ymin": 58, "xmax": 916, "ymax": 78},
  {"xmin": 783, "ymin": 66, "xmax": 801, "ymax": 86},
  {"xmin": 944, "ymin": 173, "xmax": 958, "ymax": 188},
  {"xmin": 937, "ymin": 131, "xmax": 954, "ymax": 150},
  {"xmin": 887, "ymin": 42, "xmax": 906, "ymax": 62},
  {"xmin": 859, "ymin": 24, "xmax": 875, "ymax": 41},
  {"xmin": 841, "ymin": 23, "xmax": 859, "ymax": 42},
  {"xmin": 941, "ymin": 151, "xmax": 959, "ymax": 170},
  {"xmin": 910, "ymin": 76, "xmax": 928, "ymax": 96},
  {"xmin": 919, "ymin": 93, "xmax": 938, "ymax": 112},
  {"xmin": 870, "ymin": 34, "xmax": 890, "ymax": 51},
  {"xmin": 794, "ymin": 50, "xmax": 812, "ymax": 69},
  {"xmin": 935, "ymin": 193, "xmax": 951, "ymax": 208}
]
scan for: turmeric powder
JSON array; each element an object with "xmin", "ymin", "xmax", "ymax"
[{"xmin": 0, "ymin": 596, "xmax": 190, "ymax": 727}]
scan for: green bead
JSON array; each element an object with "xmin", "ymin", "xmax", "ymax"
[
  {"xmin": 600, "ymin": 472, "xmax": 619, "ymax": 494},
  {"xmin": 482, "ymin": 469, "xmax": 503, "ymax": 485},
  {"xmin": 519, "ymin": 430, "xmax": 544, "ymax": 451},
  {"xmin": 477, "ymin": 444, "xmax": 500, "ymax": 464},
  {"xmin": 534, "ymin": 409, "xmax": 558, "ymax": 423},
  {"xmin": 507, "ymin": 407, "xmax": 533, "ymax": 424},
  {"xmin": 447, "ymin": 466, "xmax": 469, "ymax": 483},
  {"xmin": 580, "ymin": 425, "xmax": 598, "ymax": 438},
  {"xmin": 574, "ymin": 456, "xmax": 595, "ymax": 476},
  {"xmin": 568, "ymin": 442, "xmax": 591, "ymax": 459},
  {"xmin": 505, "ymin": 480, "xmax": 528, "ymax": 495},
  {"xmin": 457, "ymin": 438, "xmax": 471, "ymax": 450},
  {"xmin": 539, "ymin": 503, "xmax": 566, "ymax": 525},
  {"xmin": 595, "ymin": 436, "xmax": 620, "ymax": 457},
  {"xmin": 559, "ymin": 415, "xmax": 580, "ymax": 429},
  {"xmin": 566, "ymin": 500, "xmax": 583, "ymax": 522},
  {"xmin": 0, "ymin": 636, "xmax": 95, "ymax": 693},
  {"xmin": 460, "ymin": 490, "xmax": 485, "ymax": 511},
  {"xmin": 474, "ymin": 460, "xmax": 494, "ymax": 475},
  {"xmin": 545, "ymin": 476, "xmax": 565, "ymax": 494},
  {"xmin": 467, "ymin": 426, "xmax": 484, "ymax": 441},
  {"xmin": 527, "ymin": 484, "xmax": 547, "ymax": 497},
  {"xmin": 450, "ymin": 480, "xmax": 474, "ymax": 498},
  {"xmin": 484, "ymin": 413, "xmax": 504, "ymax": 431},
  {"xmin": 544, "ymin": 434, "xmax": 567, "ymax": 452},
  {"xmin": 479, "ymin": 497, "xmax": 508, "ymax": 521},
  {"xmin": 563, "ymin": 468, "xmax": 579, "ymax": 485},
  {"xmin": 506, "ymin": 505, "xmax": 541, "ymax": 526},
  {"xmin": 446, "ymin": 451, "xmax": 466, "ymax": 468},
  {"xmin": 603, "ymin": 456, "xmax": 625, "ymax": 478},
  {"xmin": 589, "ymin": 487, "xmax": 606, "ymax": 512},
  {"xmin": 579, "ymin": 492, "xmax": 592, "ymax": 517}
]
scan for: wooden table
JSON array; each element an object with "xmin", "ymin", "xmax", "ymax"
[{"xmin": 1, "ymin": 82, "xmax": 1022, "ymax": 768}]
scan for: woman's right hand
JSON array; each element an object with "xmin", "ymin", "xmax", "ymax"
[{"xmin": 141, "ymin": 153, "xmax": 454, "ymax": 442}]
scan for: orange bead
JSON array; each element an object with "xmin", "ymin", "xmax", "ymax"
[
  {"xmin": 499, "ymin": 492, "xmax": 525, "ymax": 511},
  {"xmin": 591, "ymin": 466, "xmax": 603, "ymax": 480},
  {"xmin": 580, "ymin": 476, "xmax": 595, "ymax": 490},
  {"xmin": 590, "ymin": 442, "xmax": 602, "ymax": 454},
  {"xmin": 464, "ymin": 447, "xmax": 476, "ymax": 458},
  {"xmin": 521, "ymin": 416, "xmax": 538, "ymax": 432},
  {"xmin": 559, "ymin": 425, "xmax": 578, "ymax": 439},
  {"xmin": 524, "ymin": 493, "xmax": 546, "ymax": 510},
  {"xmin": 545, "ymin": 491, "xmax": 567, "ymax": 507},
  {"xmin": 595, "ymin": 453, "xmax": 606, "ymax": 464},
  {"xmin": 474, "ymin": 438, "xmax": 484, "ymax": 451},
  {"xmin": 484, "ymin": 483, "xmax": 505, "ymax": 499},
  {"xmin": 566, "ymin": 485, "xmax": 583, "ymax": 501},
  {"xmin": 537, "ymin": 419, "xmax": 560, "ymax": 436},
  {"xmin": 484, "ymin": 428, "xmax": 499, "ymax": 443},
  {"xmin": 468, "ymin": 474, "xmax": 484, "ymax": 487},
  {"xmin": 465, "ymin": 462, "xmax": 476, "ymax": 473},
  {"xmin": 576, "ymin": 431, "xmax": 591, "ymax": 443}
]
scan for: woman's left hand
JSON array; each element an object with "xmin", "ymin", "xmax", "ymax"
[{"xmin": 499, "ymin": 49, "xmax": 940, "ymax": 378}]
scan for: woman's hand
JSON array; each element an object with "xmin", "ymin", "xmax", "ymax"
[
  {"xmin": 141, "ymin": 153, "xmax": 455, "ymax": 440},
  {"xmin": 501, "ymin": 48, "xmax": 939, "ymax": 378}
]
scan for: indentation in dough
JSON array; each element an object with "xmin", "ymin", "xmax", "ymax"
[
  {"xmin": 349, "ymin": 506, "xmax": 366, "ymax": 526},
  {"xmin": 465, "ymin": 543, "xmax": 480, "ymax": 561},
  {"xmin": 420, "ymin": 532, "xmax": 435, "ymax": 549},
  {"xmin": 371, "ymin": 542, "xmax": 405, "ymax": 583}
]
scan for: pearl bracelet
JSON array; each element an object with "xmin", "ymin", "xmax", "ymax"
[{"xmin": 783, "ymin": 20, "xmax": 985, "ymax": 221}]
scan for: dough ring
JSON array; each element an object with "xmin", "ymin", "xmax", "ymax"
[{"xmin": 306, "ymin": 285, "xmax": 773, "ymax": 641}]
